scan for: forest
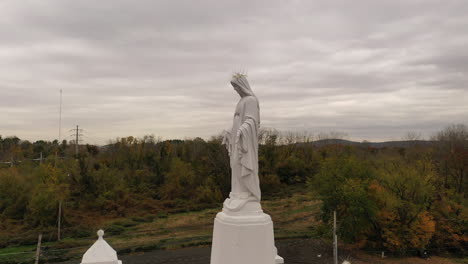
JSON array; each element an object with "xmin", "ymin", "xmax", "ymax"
[{"xmin": 0, "ymin": 124, "xmax": 466, "ymax": 256}]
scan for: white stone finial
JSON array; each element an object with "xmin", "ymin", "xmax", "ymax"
[{"xmin": 81, "ymin": 229, "xmax": 121, "ymax": 264}]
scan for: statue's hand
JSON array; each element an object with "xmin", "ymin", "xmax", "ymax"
[
  {"xmin": 236, "ymin": 130, "xmax": 248, "ymax": 160},
  {"xmin": 237, "ymin": 145, "xmax": 243, "ymax": 160},
  {"xmin": 222, "ymin": 130, "xmax": 232, "ymax": 155},
  {"xmin": 236, "ymin": 130, "xmax": 242, "ymax": 160}
]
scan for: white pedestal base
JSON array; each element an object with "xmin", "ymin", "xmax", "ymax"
[{"xmin": 210, "ymin": 197, "xmax": 283, "ymax": 264}]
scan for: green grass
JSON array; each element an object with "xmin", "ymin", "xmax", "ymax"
[
  {"xmin": 0, "ymin": 245, "xmax": 36, "ymax": 264},
  {"xmin": 0, "ymin": 246, "xmax": 35, "ymax": 255},
  {"xmin": 453, "ymin": 258, "xmax": 468, "ymax": 264},
  {"xmin": 1, "ymin": 189, "xmax": 464, "ymax": 264}
]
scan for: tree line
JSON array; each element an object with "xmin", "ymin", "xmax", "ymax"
[{"xmin": 0, "ymin": 124, "xmax": 466, "ymax": 254}]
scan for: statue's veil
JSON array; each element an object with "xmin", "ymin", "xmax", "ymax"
[
  {"xmin": 231, "ymin": 74, "xmax": 255, "ymax": 97},
  {"xmin": 230, "ymin": 73, "xmax": 260, "ymax": 126}
]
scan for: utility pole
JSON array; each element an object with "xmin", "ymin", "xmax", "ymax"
[
  {"xmin": 333, "ymin": 210, "xmax": 338, "ymax": 264},
  {"xmin": 70, "ymin": 125, "xmax": 83, "ymax": 158},
  {"xmin": 55, "ymin": 89, "xmax": 62, "ymax": 168},
  {"xmin": 55, "ymin": 89, "xmax": 64, "ymax": 239},
  {"xmin": 57, "ymin": 200, "xmax": 62, "ymax": 241},
  {"xmin": 58, "ymin": 89, "xmax": 62, "ymax": 142},
  {"xmin": 75, "ymin": 125, "xmax": 79, "ymax": 156}
]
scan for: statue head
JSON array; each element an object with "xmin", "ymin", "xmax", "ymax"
[{"xmin": 231, "ymin": 73, "xmax": 255, "ymax": 98}]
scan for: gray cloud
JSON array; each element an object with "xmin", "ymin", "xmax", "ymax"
[{"xmin": 1, "ymin": 0, "xmax": 467, "ymax": 144}]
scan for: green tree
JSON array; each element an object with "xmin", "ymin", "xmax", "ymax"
[
  {"xmin": 276, "ymin": 155, "xmax": 309, "ymax": 184},
  {"xmin": 26, "ymin": 164, "xmax": 70, "ymax": 227},
  {"xmin": 373, "ymin": 158, "xmax": 436, "ymax": 251},
  {"xmin": 309, "ymin": 154, "xmax": 377, "ymax": 242},
  {"xmin": 0, "ymin": 168, "xmax": 32, "ymax": 220},
  {"xmin": 159, "ymin": 158, "xmax": 198, "ymax": 200}
]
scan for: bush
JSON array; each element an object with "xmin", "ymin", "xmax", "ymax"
[
  {"xmin": 105, "ymin": 225, "xmax": 125, "ymax": 235},
  {"xmin": 113, "ymin": 220, "xmax": 137, "ymax": 228},
  {"xmin": 157, "ymin": 212, "xmax": 168, "ymax": 219},
  {"xmin": 25, "ymin": 184, "xmax": 59, "ymax": 227},
  {"xmin": 277, "ymin": 156, "xmax": 309, "ymax": 184},
  {"xmin": 131, "ymin": 215, "xmax": 154, "ymax": 223},
  {"xmin": 66, "ymin": 225, "xmax": 93, "ymax": 238}
]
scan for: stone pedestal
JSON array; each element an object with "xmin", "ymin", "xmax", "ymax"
[{"xmin": 210, "ymin": 195, "xmax": 284, "ymax": 264}]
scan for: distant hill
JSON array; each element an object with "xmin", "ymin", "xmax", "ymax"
[
  {"xmin": 99, "ymin": 138, "xmax": 436, "ymax": 150},
  {"xmin": 310, "ymin": 139, "xmax": 435, "ymax": 148}
]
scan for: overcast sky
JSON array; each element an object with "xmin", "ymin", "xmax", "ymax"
[{"xmin": 1, "ymin": 0, "xmax": 467, "ymax": 144}]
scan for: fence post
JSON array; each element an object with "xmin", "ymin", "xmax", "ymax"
[
  {"xmin": 34, "ymin": 233, "xmax": 42, "ymax": 264},
  {"xmin": 333, "ymin": 211, "xmax": 338, "ymax": 264},
  {"xmin": 58, "ymin": 201, "xmax": 62, "ymax": 241}
]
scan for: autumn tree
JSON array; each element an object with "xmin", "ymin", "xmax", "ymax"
[
  {"xmin": 373, "ymin": 157, "xmax": 436, "ymax": 251},
  {"xmin": 309, "ymin": 153, "xmax": 377, "ymax": 242}
]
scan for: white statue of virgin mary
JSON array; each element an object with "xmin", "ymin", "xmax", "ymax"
[
  {"xmin": 211, "ymin": 74, "xmax": 284, "ymax": 264},
  {"xmin": 222, "ymin": 73, "xmax": 261, "ymax": 206}
]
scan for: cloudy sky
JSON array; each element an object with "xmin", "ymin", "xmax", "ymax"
[{"xmin": 1, "ymin": 0, "xmax": 467, "ymax": 144}]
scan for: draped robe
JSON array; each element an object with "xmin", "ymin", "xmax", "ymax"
[{"xmin": 223, "ymin": 76, "xmax": 261, "ymax": 201}]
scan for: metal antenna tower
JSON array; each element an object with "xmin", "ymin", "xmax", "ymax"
[{"xmin": 70, "ymin": 125, "xmax": 83, "ymax": 157}]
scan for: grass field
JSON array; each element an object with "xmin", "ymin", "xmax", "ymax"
[{"xmin": 0, "ymin": 188, "xmax": 321, "ymax": 264}]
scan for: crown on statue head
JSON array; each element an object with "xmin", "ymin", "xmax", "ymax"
[{"xmin": 232, "ymin": 70, "xmax": 248, "ymax": 79}]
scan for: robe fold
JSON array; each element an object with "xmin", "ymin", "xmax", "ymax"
[{"xmin": 237, "ymin": 116, "xmax": 261, "ymax": 201}]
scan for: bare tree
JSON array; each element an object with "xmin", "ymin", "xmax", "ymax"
[
  {"xmin": 317, "ymin": 131, "xmax": 349, "ymax": 144},
  {"xmin": 433, "ymin": 124, "xmax": 468, "ymax": 194},
  {"xmin": 403, "ymin": 131, "xmax": 422, "ymax": 141}
]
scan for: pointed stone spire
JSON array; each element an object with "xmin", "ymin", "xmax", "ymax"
[{"xmin": 81, "ymin": 230, "xmax": 122, "ymax": 264}]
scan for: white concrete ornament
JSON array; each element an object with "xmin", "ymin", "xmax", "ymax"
[
  {"xmin": 211, "ymin": 74, "xmax": 284, "ymax": 264},
  {"xmin": 81, "ymin": 230, "xmax": 122, "ymax": 264}
]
